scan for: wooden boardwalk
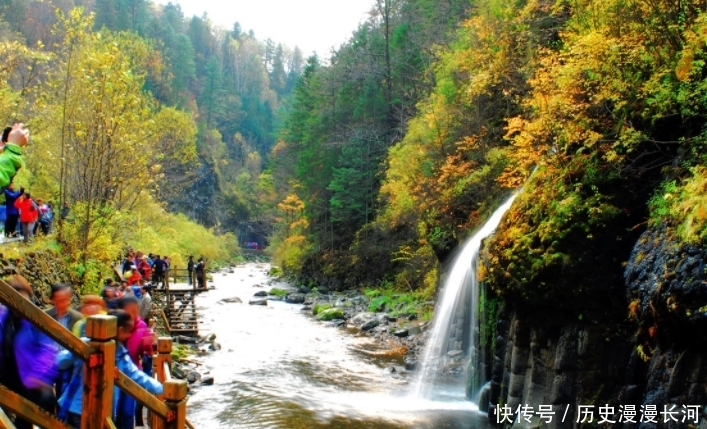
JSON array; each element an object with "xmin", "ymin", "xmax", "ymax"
[
  {"xmin": 153, "ymin": 285, "xmax": 209, "ymax": 336},
  {"xmin": 114, "ymin": 265, "xmax": 209, "ymax": 337}
]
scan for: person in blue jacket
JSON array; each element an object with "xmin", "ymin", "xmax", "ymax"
[
  {"xmin": 4, "ymin": 183, "xmax": 22, "ymax": 237},
  {"xmin": 56, "ymin": 309, "xmax": 163, "ymax": 428}
]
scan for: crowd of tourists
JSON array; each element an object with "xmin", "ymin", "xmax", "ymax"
[
  {"xmin": 0, "ymin": 246, "xmax": 198, "ymax": 428},
  {"xmin": 0, "ymin": 124, "xmax": 208, "ymax": 427},
  {"xmin": 0, "ymin": 182, "xmax": 59, "ymax": 244},
  {"xmin": 0, "ymin": 123, "xmax": 61, "ymax": 244}
]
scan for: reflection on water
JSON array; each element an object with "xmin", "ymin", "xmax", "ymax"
[{"xmin": 186, "ymin": 263, "xmax": 490, "ymax": 429}]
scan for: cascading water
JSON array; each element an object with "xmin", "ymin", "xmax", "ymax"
[{"xmin": 410, "ymin": 194, "xmax": 518, "ymax": 401}]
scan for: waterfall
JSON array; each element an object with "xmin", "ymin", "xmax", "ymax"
[{"xmin": 409, "ymin": 194, "xmax": 518, "ymax": 401}]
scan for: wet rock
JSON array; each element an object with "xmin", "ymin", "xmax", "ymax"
[
  {"xmin": 327, "ymin": 320, "xmax": 346, "ymax": 328},
  {"xmin": 478, "ymin": 384, "xmax": 491, "ymax": 412},
  {"xmin": 297, "ymin": 286, "xmax": 311, "ymax": 294},
  {"xmin": 209, "ymin": 342, "xmax": 222, "ymax": 351},
  {"xmin": 349, "ymin": 295, "xmax": 366, "ymax": 305},
  {"xmin": 361, "ymin": 319, "xmax": 380, "ymax": 332},
  {"xmin": 253, "ymin": 291, "xmax": 268, "ymax": 297},
  {"xmin": 405, "ymin": 358, "xmax": 417, "ymax": 371},
  {"xmin": 350, "ymin": 312, "xmax": 377, "ymax": 327},
  {"xmin": 285, "ymin": 294, "xmax": 306, "ymax": 304},
  {"xmin": 393, "ymin": 329, "xmax": 409, "ymax": 338},
  {"xmin": 249, "ymin": 298, "xmax": 268, "ymax": 306},
  {"xmin": 201, "ymin": 376, "xmax": 214, "ymax": 386},
  {"xmin": 172, "ymin": 365, "xmax": 186, "ymax": 379},
  {"xmin": 187, "ymin": 372, "xmax": 201, "ymax": 384},
  {"xmin": 174, "ymin": 336, "xmax": 198, "ymax": 344},
  {"xmin": 407, "ymin": 326, "xmax": 422, "ymax": 335},
  {"xmin": 302, "ymin": 305, "xmax": 312, "ymax": 311},
  {"xmin": 386, "ymin": 366, "xmax": 407, "ymax": 374},
  {"xmin": 219, "ymin": 297, "xmax": 242, "ymax": 304},
  {"xmin": 447, "ymin": 350, "xmax": 463, "ymax": 358}
]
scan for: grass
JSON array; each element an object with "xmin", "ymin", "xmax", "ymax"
[
  {"xmin": 268, "ymin": 266, "xmax": 284, "ymax": 277},
  {"xmin": 171, "ymin": 343, "xmax": 192, "ymax": 361},
  {"xmin": 363, "ymin": 285, "xmax": 433, "ymax": 319}
]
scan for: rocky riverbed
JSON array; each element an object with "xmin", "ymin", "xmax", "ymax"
[
  {"xmin": 170, "ymin": 264, "xmax": 433, "ymax": 391},
  {"xmin": 179, "ymin": 262, "xmax": 484, "ymax": 429},
  {"xmin": 255, "ymin": 272, "xmax": 430, "ymax": 374}
]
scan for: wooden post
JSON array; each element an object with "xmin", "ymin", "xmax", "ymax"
[
  {"xmin": 83, "ymin": 315, "xmax": 117, "ymax": 429},
  {"xmin": 163, "ymin": 380, "xmax": 187, "ymax": 429},
  {"xmin": 154, "ymin": 337, "xmax": 173, "ymax": 383},
  {"xmin": 152, "ymin": 337, "xmax": 173, "ymax": 429}
]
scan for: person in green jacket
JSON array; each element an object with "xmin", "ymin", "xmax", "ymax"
[{"xmin": 0, "ymin": 123, "xmax": 29, "ymax": 190}]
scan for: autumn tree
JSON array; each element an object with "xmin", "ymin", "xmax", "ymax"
[{"xmin": 30, "ymin": 9, "xmax": 197, "ymax": 262}]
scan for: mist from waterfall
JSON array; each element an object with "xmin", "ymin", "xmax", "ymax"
[{"xmin": 409, "ymin": 194, "xmax": 518, "ymax": 401}]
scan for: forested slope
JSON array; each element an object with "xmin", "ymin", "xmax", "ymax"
[
  {"xmin": 272, "ymin": 0, "xmax": 707, "ymax": 304},
  {"xmin": 272, "ymin": 0, "xmax": 707, "ymax": 417}
]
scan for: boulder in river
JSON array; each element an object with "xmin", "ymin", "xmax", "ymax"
[
  {"xmin": 285, "ymin": 294, "xmax": 306, "ymax": 304},
  {"xmin": 404, "ymin": 358, "xmax": 417, "ymax": 371},
  {"xmin": 249, "ymin": 298, "xmax": 268, "ymax": 306},
  {"xmin": 361, "ymin": 319, "xmax": 379, "ymax": 332},
  {"xmin": 187, "ymin": 371, "xmax": 201, "ymax": 384},
  {"xmin": 174, "ymin": 335, "xmax": 198, "ymax": 344},
  {"xmin": 316, "ymin": 308, "xmax": 345, "ymax": 321},
  {"xmin": 201, "ymin": 376, "xmax": 215, "ymax": 386},
  {"xmin": 253, "ymin": 290, "xmax": 268, "ymax": 297},
  {"xmin": 393, "ymin": 329, "xmax": 409, "ymax": 338},
  {"xmin": 297, "ymin": 286, "xmax": 311, "ymax": 294},
  {"xmin": 219, "ymin": 297, "xmax": 242, "ymax": 304},
  {"xmin": 350, "ymin": 312, "xmax": 377, "ymax": 327}
]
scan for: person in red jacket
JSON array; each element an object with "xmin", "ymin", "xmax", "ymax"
[
  {"xmin": 127, "ymin": 269, "xmax": 142, "ymax": 286},
  {"xmin": 137, "ymin": 256, "xmax": 151, "ymax": 282},
  {"xmin": 13, "ymin": 192, "xmax": 38, "ymax": 244}
]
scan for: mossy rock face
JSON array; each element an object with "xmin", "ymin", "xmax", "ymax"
[
  {"xmin": 626, "ymin": 225, "xmax": 707, "ymax": 348},
  {"xmin": 483, "ymin": 162, "xmax": 648, "ymax": 324},
  {"xmin": 0, "ymin": 250, "xmax": 74, "ymax": 307},
  {"xmin": 316, "ymin": 308, "xmax": 345, "ymax": 321}
]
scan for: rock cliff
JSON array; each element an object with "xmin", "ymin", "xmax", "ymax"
[{"xmin": 479, "ymin": 226, "xmax": 707, "ymax": 429}]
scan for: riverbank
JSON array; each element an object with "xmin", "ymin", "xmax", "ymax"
[{"xmin": 179, "ymin": 262, "xmax": 486, "ymax": 429}]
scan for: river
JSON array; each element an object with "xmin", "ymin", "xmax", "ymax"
[{"xmin": 185, "ymin": 262, "xmax": 490, "ymax": 429}]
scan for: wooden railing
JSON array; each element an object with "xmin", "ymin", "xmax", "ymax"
[{"xmin": 0, "ymin": 279, "xmax": 192, "ymax": 429}]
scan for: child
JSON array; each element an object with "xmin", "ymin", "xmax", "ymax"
[{"xmin": 56, "ymin": 309, "xmax": 163, "ymax": 428}]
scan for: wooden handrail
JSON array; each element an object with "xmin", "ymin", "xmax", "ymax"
[
  {"xmin": 114, "ymin": 372, "xmax": 170, "ymax": 419},
  {"xmin": 0, "ymin": 407, "xmax": 16, "ymax": 429},
  {"xmin": 0, "ymin": 280, "xmax": 194, "ymax": 429},
  {"xmin": 0, "ymin": 279, "xmax": 91, "ymax": 360},
  {"xmin": 158, "ymin": 308, "xmax": 171, "ymax": 332},
  {"xmin": 0, "ymin": 385, "xmax": 72, "ymax": 429},
  {"xmin": 104, "ymin": 417, "xmax": 117, "ymax": 429},
  {"xmin": 163, "ymin": 362, "xmax": 172, "ymax": 382}
]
